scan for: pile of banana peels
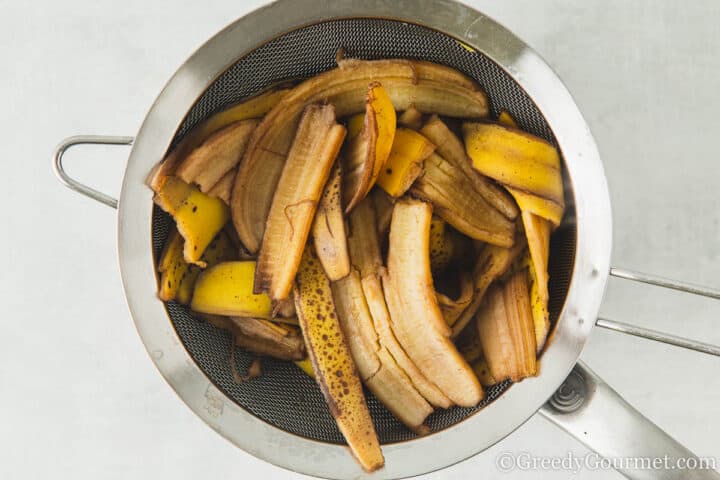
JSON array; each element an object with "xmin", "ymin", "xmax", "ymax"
[{"xmin": 149, "ymin": 57, "xmax": 564, "ymax": 472}]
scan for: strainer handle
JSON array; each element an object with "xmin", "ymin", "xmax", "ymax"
[
  {"xmin": 595, "ymin": 267, "xmax": 720, "ymax": 357},
  {"xmin": 53, "ymin": 135, "xmax": 134, "ymax": 209},
  {"xmin": 541, "ymin": 361, "xmax": 720, "ymax": 479}
]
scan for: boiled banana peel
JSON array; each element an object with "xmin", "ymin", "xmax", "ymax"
[
  {"xmin": 175, "ymin": 119, "xmax": 257, "ymax": 194},
  {"xmin": 411, "ymin": 153, "xmax": 515, "ymax": 247},
  {"xmin": 232, "ymin": 58, "xmax": 490, "ymax": 254},
  {"xmin": 420, "ymin": 115, "xmax": 518, "ymax": 220},
  {"xmin": 148, "ymin": 88, "xmax": 289, "ymax": 191},
  {"xmin": 294, "ymin": 246, "xmax": 384, "ymax": 472},
  {"xmin": 384, "ymin": 198, "xmax": 483, "ymax": 407},
  {"xmin": 476, "ymin": 270, "xmax": 538, "ymax": 382},
  {"xmin": 342, "ymin": 83, "xmax": 396, "ymax": 212},
  {"xmin": 207, "ymin": 167, "xmax": 236, "ymax": 205},
  {"xmin": 153, "ymin": 176, "xmax": 230, "ymax": 266},
  {"xmin": 255, "ymin": 104, "xmax": 346, "ymax": 301},
  {"xmin": 451, "ymin": 238, "xmax": 526, "ymax": 337},
  {"xmin": 437, "ymin": 272, "xmax": 474, "ymax": 326},
  {"xmin": 312, "ymin": 162, "xmax": 351, "ymax": 281},
  {"xmin": 347, "ymin": 198, "xmax": 451, "ymax": 410},
  {"xmin": 333, "ymin": 270, "xmax": 433, "ymax": 432},
  {"xmin": 398, "ymin": 106, "xmax": 423, "ymax": 130},
  {"xmin": 370, "ymin": 188, "xmax": 394, "ymax": 238}
]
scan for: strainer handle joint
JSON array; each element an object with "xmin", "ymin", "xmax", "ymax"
[
  {"xmin": 541, "ymin": 361, "xmax": 720, "ymax": 479},
  {"xmin": 53, "ymin": 135, "xmax": 134, "ymax": 209}
]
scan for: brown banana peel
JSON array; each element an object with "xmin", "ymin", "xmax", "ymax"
[
  {"xmin": 312, "ymin": 163, "xmax": 351, "ymax": 281},
  {"xmin": 384, "ymin": 198, "xmax": 483, "ymax": 407},
  {"xmin": 175, "ymin": 119, "xmax": 256, "ymax": 193},
  {"xmin": 476, "ymin": 271, "xmax": 537, "ymax": 382},
  {"xmin": 207, "ymin": 167, "xmax": 236, "ymax": 205},
  {"xmin": 420, "ymin": 116, "xmax": 518, "ymax": 220},
  {"xmin": 148, "ymin": 88, "xmax": 289, "ymax": 191},
  {"xmin": 437, "ymin": 272, "xmax": 474, "ymax": 326},
  {"xmin": 411, "ymin": 153, "xmax": 515, "ymax": 247},
  {"xmin": 255, "ymin": 104, "xmax": 346, "ymax": 300},
  {"xmin": 451, "ymin": 237, "xmax": 526, "ymax": 337},
  {"xmin": 294, "ymin": 246, "xmax": 384, "ymax": 472},
  {"xmin": 232, "ymin": 59, "xmax": 489, "ymax": 254}
]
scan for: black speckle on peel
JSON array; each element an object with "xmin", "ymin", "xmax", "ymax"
[
  {"xmin": 386, "ymin": 168, "xmax": 393, "ymax": 175},
  {"xmin": 192, "ymin": 205, "xmax": 198, "ymax": 213}
]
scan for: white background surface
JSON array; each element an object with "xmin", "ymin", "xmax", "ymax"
[{"xmin": 1, "ymin": 0, "xmax": 719, "ymax": 478}]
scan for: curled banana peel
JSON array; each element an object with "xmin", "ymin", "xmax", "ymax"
[
  {"xmin": 472, "ymin": 358, "xmax": 498, "ymax": 387},
  {"xmin": 348, "ymin": 198, "xmax": 451, "ymax": 410},
  {"xmin": 427, "ymin": 217, "xmax": 471, "ymax": 275},
  {"xmin": 451, "ymin": 236, "xmax": 526, "ymax": 338},
  {"xmin": 437, "ymin": 272, "xmax": 474, "ymax": 326},
  {"xmin": 520, "ymin": 211, "xmax": 552, "ymax": 353},
  {"xmin": 398, "ymin": 106, "xmax": 423, "ymax": 130},
  {"xmin": 232, "ymin": 59, "xmax": 489, "ymax": 254},
  {"xmin": 207, "ymin": 167, "xmax": 236, "ymax": 205},
  {"xmin": 411, "ymin": 153, "xmax": 515, "ymax": 247},
  {"xmin": 294, "ymin": 246, "xmax": 384, "ymax": 472},
  {"xmin": 420, "ymin": 115, "xmax": 518, "ymax": 220},
  {"xmin": 153, "ymin": 176, "xmax": 229, "ymax": 266},
  {"xmin": 229, "ymin": 317, "xmax": 306, "ymax": 361},
  {"xmin": 158, "ymin": 229, "xmax": 236, "ymax": 304},
  {"xmin": 376, "ymin": 128, "xmax": 435, "ymax": 198},
  {"xmin": 175, "ymin": 119, "xmax": 257, "ymax": 194},
  {"xmin": 343, "ymin": 83, "xmax": 397, "ymax": 212},
  {"xmin": 384, "ymin": 198, "xmax": 483, "ymax": 407},
  {"xmin": 476, "ymin": 270, "xmax": 538, "ymax": 382},
  {"xmin": 191, "ymin": 261, "xmax": 272, "ymax": 318},
  {"xmin": 463, "ymin": 122, "xmax": 564, "ymax": 208},
  {"xmin": 148, "ymin": 88, "xmax": 289, "ymax": 191},
  {"xmin": 370, "ymin": 188, "xmax": 394, "ymax": 239},
  {"xmin": 255, "ymin": 104, "xmax": 346, "ymax": 301},
  {"xmin": 312, "ymin": 163, "xmax": 351, "ymax": 281}
]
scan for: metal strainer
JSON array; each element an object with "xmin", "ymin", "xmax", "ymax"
[{"xmin": 53, "ymin": 1, "xmax": 720, "ymax": 478}]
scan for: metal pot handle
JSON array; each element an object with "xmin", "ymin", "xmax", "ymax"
[
  {"xmin": 540, "ymin": 362, "xmax": 720, "ymax": 479},
  {"xmin": 53, "ymin": 135, "xmax": 134, "ymax": 209},
  {"xmin": 595, "ymin": 267, "xmax": 720, "ymax": 356}
]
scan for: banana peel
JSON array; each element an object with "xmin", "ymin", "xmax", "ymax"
[
  {"xmin": 333, "ymin": 270, "xmax": 434, "ymax": 431},
  {"xmin": 463, "ymin": 122, "xmax": 564, "ymax": 206},
  {"xmin": 520, "ymin": 211, "xmax": 552, "ymax": 352},
  {"xmin": 312, "ymin": 163, "xmax": 351, "ymax": 281},
  {"xmin": 370, "ymin": 188, "xmax": 394, "ymax": 239},
  {"xmin": 346, "ymin": 198, "xmax": 451, "ymax": 410},
  {"xmin": 376, "ymin": 128, "xmax": 435, "ymax": 198},
  {"xmin": 411, "ymin": 153, "xmax": 515, "ymax": 247},
  {"xmin": 255, "ymin": 104, "xmax": 346, "ymax": 300},
  {"xmin": 232, "ymin": 59, "xmax": 489, "ymax": 254},
  {"xmin": 508, "ymin": 188, "xmax": 564, "ymax": 227},
  {"xmin": 295, "ymin": 358, "xmax": 315, "ymax": 378},
  {"xmin": 420, "ymin": 116, "xmax": 518, "ymax": 220},
  {"xmin": 176, "ymin": 119, "xmax": 256, "ymax": 193},
  {"xmin": 175, "ymin": 231, "xmax": 236, "ymax": 304},
  {"xmin": 497, "ymin": 111, "xmax": 518, "ymax": 128},
  {"xmin": 472, "ymin": 358, "xmax": 498, "ymax": 386},
  {"xmin": 158, "ymin": 228, "xmax": 188, "ymax": 302},
  {"xmin": 384, "ymin": 198, "xmax": 483, "ymax": 407},
  {"xmin": 343, "ymin": 83, "xmax": 396, "ymax": 212},
  {"xmin": 148, "ymin": 88, "xmax": 289, "ymax": 191},
  {"xmin": 437, "ymin": 272, "xmax": 474, "ymax": 326},
  {"xmin": 451, "ymin": 238, "xmax": 526, "ymax": 337},
  {"xmin": 229, "ymin": 317, "xmax": 306, "ymax": 361},
  {"xmin": 191, "ymin": 261, "xmax": 272, "ymax": 318},
  {"xmin": 207, "ymin": 167, "xmax": 236, "ymax": 205},
  {"xmin": 398, "ymin": 106, "xmax": 423, "ymax": 130},
  {"xmin": 153, "ymin": 176, "xmax": 230, "ymax": 266},
  {"xmin": 476, "ymin": 271, "xmax": 537, "ymax": 382},
  {"xmin": 294, "ymin": 246, "xmax": 384, "ymax": 472}
]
